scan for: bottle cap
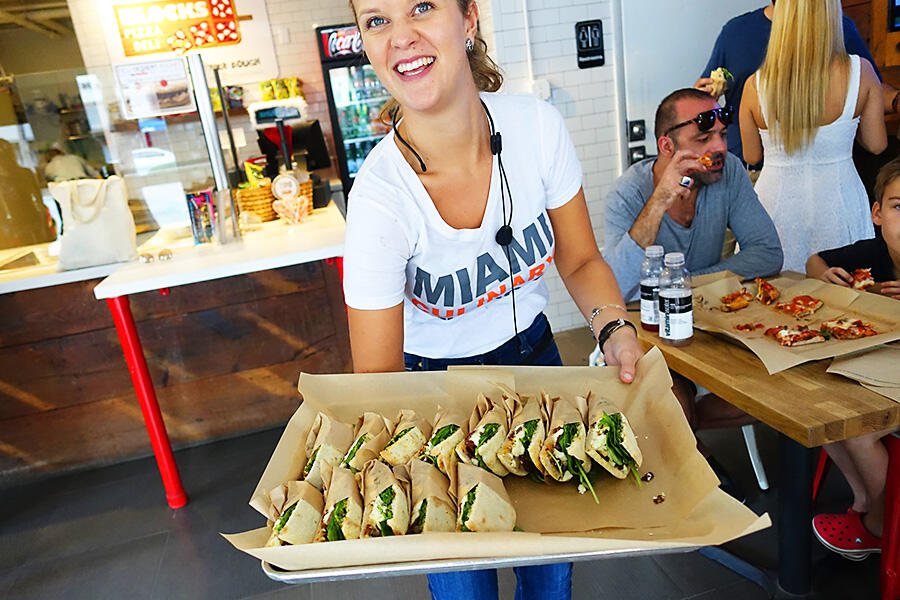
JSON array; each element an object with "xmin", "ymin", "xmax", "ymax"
[
  {"xmin": 664, "ymin": 252, "xmax": 685, "ymax": 267},
  {"xmin": 645, "ymin": 245, "xmax": 664, "ymax": 258}
]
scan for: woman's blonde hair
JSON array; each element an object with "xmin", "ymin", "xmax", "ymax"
[
  {"xmin": 759, "ymin": 0, "xmax": 848, "ymax": 154},
  {"xmin": 348, "ymin": 0, "xmax": 503, "ymax": 124}
]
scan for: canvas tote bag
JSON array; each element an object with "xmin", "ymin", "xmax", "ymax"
[{"xmin": 49, "ymin": 175, "xmax": 137, "ymax": 270}]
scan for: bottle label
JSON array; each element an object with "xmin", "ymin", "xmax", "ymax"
[
  {"xmin": 640, "ymin": 283, "xmax": 659, "ymax": 326},
  {"xmin": 659, "ymin": 294, "xmax": 693, "ymax": 340}
]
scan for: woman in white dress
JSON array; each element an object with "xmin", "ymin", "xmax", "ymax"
[{"xmin": 739, "ymin": 0, "xmax": 887, "ymax": 273}]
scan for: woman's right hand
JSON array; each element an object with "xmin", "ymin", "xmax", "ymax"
[{"xmin": 601, "ymin": 327, "xmax": 643, "ymax": 384}]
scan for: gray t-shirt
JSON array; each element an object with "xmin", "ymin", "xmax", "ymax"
[{"xmin": 603, "ymin": 153, "xmax": 783, "ymax": 301}]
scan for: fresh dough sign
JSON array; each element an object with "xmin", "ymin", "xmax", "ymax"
[{"xmin": 115, "ymin": 0, "xmax": 241, "ymax": 57}]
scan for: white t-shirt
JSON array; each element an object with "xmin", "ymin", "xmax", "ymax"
[{"xmin": 343, "ymin": 93, "xmax": 582, "ymax": 358}]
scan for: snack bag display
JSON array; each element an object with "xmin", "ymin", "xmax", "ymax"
[
  {"xmin": 273, "ymin": 78, "xmax": 290, "ymax": 100},
  {"xmin": 260, "ymin": 80, "xmax": 275, "ymax": 101}
]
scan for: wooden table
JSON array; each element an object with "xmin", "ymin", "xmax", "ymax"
[{"xmin": 629, "ymin": 310, "xmax": 900, "ymax": 596}]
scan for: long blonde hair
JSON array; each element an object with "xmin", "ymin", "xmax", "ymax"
[
  {"xmin": 759, "ymin": 0, "xmax": 849, "ymax": 154},
  {"xmin": 348, "ymin": 0, "xmax": 503, "ymax": 124}
]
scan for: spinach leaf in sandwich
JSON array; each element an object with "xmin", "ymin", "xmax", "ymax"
[
  {"xmin": 342, "ymin": 434, "xmax": 368, "ymax": 470},
  {"xmin": 410, "ymin": 499, "xmax": 428, "ymax": 534},
  {"xmin": 557, "ymin": 423, "xmax": 599, "ymax": 504},
  {"xmin": 473, "ymin": 423, "xmax": 500, "ymax": 471},
  {"xmin": 375, "ymin": 487, "xmax": 396, "ymax": 537},
  {"xmin": 458, "ymin": 487, "xmax": 478, "ymax": 532},
  {"xmin": 387, "ymin": 427, "xmax": 413, "ymax": 447},
  {"xmin": 303, "ymin": 446, "xmax": 320, "ymax": 478},
  {"xmin": 520, "ymin": 420, "xmax": 539, "ymax": 451},
  {"xmin": 599, "ymin": 412, "xmax": 641, "ymax": 485},
  {"xmin": 273, "ymin": 503, "xmax": 296, "ymax": 534},
  {"xmin": 325, "ymin": 498, "xmax": 348, "ymax": 541},
  {"xmin": 428, "ymin": 424, "xmax": 460, "ymax": 449}
]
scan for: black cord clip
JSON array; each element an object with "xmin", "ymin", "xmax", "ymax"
[
  {"xmin": 490, "ymin": 132, "xmax": 502, "ymax": 155},
  {"xmin": 495, "ymin": 224, "xmax": 513, "ymax": 246}
]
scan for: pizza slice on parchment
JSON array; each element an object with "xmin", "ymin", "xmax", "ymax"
[{"xmin": 819, "ymin": 318, "xmax": 879, "ymax": 340}]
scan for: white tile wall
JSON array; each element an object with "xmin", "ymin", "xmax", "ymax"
[
  {"xmin": 67, "ymin": 0, "xmax": 625, "ymax": 332},
  {"xmin": 486, "ymin": 0, "xmax": 624, "ymax": 331}
]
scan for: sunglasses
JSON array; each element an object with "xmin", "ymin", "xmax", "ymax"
[{"xmin": 665, "ymin": 106, "xmax": 734, "ymax": 137}]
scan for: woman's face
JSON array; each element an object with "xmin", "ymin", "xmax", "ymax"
[{"xmin": 353, "ymin": 0, "xmax": 477, "ymax": 114}]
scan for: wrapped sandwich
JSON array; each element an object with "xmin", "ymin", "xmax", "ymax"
[
  {"xmin": 420, "ymin": 405, "xmax": 468, "ymax": 475},
  {"xmin": 342, "ymin": 412, "xmax": 391, "ymax": 473},
  {"xmin": 585, "ymin": 391, "xmax": 643, "ymax": 484},
  {"xmin": 359, "ymin": 460, "xmax": 410, "ymax": 537},
  {"xmin": 456, "ymin": 394, "xmax": 514, "ymax": 477},
  {"xmin": 456, "ymin": 462, "xmax": 516, "ymax": 532},
  {"xmin": 540, "ymin": 393, "xmax": 597, "ymax": 502},
  {"xmin": 314, "ymin": 463, "xmax": 363, "ymax": 542},
  {"xmin": 407, "ymin": 458, "xmax": 457, "ymax": 534},
  {"xmin": 303, "ymin": 412, "xmax": 354, "ymax": 490},
  {"xmin": 498, "ymin": 393, "xmax": 547, "ymax": 480},
  {"xmin": 709, "ymin": 67, "xmax": 733, "ymax": 98},
  {"xmin": 380, "ymin": 409, "xmax": 432, "ymax": 467},
  {"xmin": 264, "ymin": 481, "xmax": 324, "ymax": 547}
]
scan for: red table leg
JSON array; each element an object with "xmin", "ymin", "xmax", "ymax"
[{"xmin": 106, "ymin": 296, "xmax": 188, "ymax": 509}]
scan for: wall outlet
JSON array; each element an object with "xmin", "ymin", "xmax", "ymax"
[{"xmin": 532, "ymin": 79, "xmax": 551, "ymax": 100}]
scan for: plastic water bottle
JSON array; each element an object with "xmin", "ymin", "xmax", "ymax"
[
  {"xmin": 658, "ymin": 252, "xmax": 693, "ymax": 346},
  {"xmin": 639, "ymin": 245, "xmax": 664, "ymax": 332}
]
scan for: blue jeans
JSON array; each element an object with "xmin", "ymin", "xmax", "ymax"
[
  {"xmin": 404, "ymin": 313, "xmax": 563, "ymax": 372},
  {"xmin": 405, "ymin": 313, "xmax": 572, "ymax": 600}
]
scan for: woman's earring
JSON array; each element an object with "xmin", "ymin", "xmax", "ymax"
[{"xmin": 465, "ymin": 38, "xmax": 474, "ymax": 52}]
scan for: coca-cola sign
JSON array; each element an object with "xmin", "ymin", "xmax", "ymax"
[{"xmin": 321, "ymin": 26, "xmax": 363, "ymax": 58}]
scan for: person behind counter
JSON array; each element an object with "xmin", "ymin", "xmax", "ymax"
[
  {"xmin": 342, "ymin": 0, "xmax": 642, "ymax": 599},
  {"xmin": 43, "ymin": 147, "xmax": 99, "ymax": 182}
]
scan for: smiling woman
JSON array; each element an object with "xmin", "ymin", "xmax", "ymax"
[
  {"xmin": 339, "ymin": 2, "xmax": 644, "ymax": 597},
  {"xmin": 350, "ymin": 0, "xmax": 501, "ymax": 124}
]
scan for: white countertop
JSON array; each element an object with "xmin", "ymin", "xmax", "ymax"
[
  {"xmin": 93, "ymin": 202, "xmax": 346, "ymax": 299},
  {"xmin": 0, "ymin": 243, "xmax": 123, "ymax": 295}
]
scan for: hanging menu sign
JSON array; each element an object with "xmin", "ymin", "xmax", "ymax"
[
  {"xmin": 115, "ymin": 0, "xmax": 241, "ymax": 57},
  {"xmin": 101, "ymin": 0, "xmax": 278, "ymax": 86}
]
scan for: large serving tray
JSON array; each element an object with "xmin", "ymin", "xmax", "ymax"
[{"xmin": 261, "ymin": 544, "xmax": 701, "ymax": 584}]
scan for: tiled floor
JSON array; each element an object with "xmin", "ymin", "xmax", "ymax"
[{"xmin": 0, "ymin": 328, "xmax": 883, "ymax": 599}]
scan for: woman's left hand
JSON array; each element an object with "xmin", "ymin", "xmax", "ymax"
[{"xmin": 601, "ymin": 327, "xmax": 643, "ymax": 383}]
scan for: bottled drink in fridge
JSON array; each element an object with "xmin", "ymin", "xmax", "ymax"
[
  {"xmin": 639, "ymin": 245, "xmax": 664, "ymax": 332},
  {"xmin": 658, "ymin": 252, "xmax": 693, "ymax": 346}
]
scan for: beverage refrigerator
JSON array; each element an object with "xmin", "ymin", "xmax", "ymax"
[{"xmin": 316, "ymin": 23, "xmax": 392, "ymax": 196}]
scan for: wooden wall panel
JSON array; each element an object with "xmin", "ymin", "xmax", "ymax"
[
  {"xmin": 0, "ymin": 261, "xmax": 351, "ymax": 484},
  {"xmin": 0, "ymin": 262, "xmax": 325, "ymax": 348}
]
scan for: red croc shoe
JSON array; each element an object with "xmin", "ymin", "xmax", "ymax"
[{"xmin": 812, "ymin": 511, "xmax": 882, "ymax": 561}]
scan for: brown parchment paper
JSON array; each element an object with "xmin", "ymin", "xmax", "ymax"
[
  {"xmin": 225, "ymin": 348, "xmax": 769, "ymax": 572},
  {"xmin": 693, "ymin": 276, "xmax": 900, "ymax": 374},
  {"xmin": 827, "ymin": 343, "xmax": 900, "ymax": 402}
]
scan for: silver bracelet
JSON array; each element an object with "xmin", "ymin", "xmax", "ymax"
[{"xmin": 588, "ymin": 304, "xmax": 627, "ymax": 340}]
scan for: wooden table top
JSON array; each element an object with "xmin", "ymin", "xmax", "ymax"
[{"xmin": 628, "ymin": 311, "xmax": 900, "ymax": 448}]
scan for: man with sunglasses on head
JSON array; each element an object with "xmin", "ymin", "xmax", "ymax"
[{"xmin": 602, "ymin": 89, "xmax": 783, "ymax": 497}]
